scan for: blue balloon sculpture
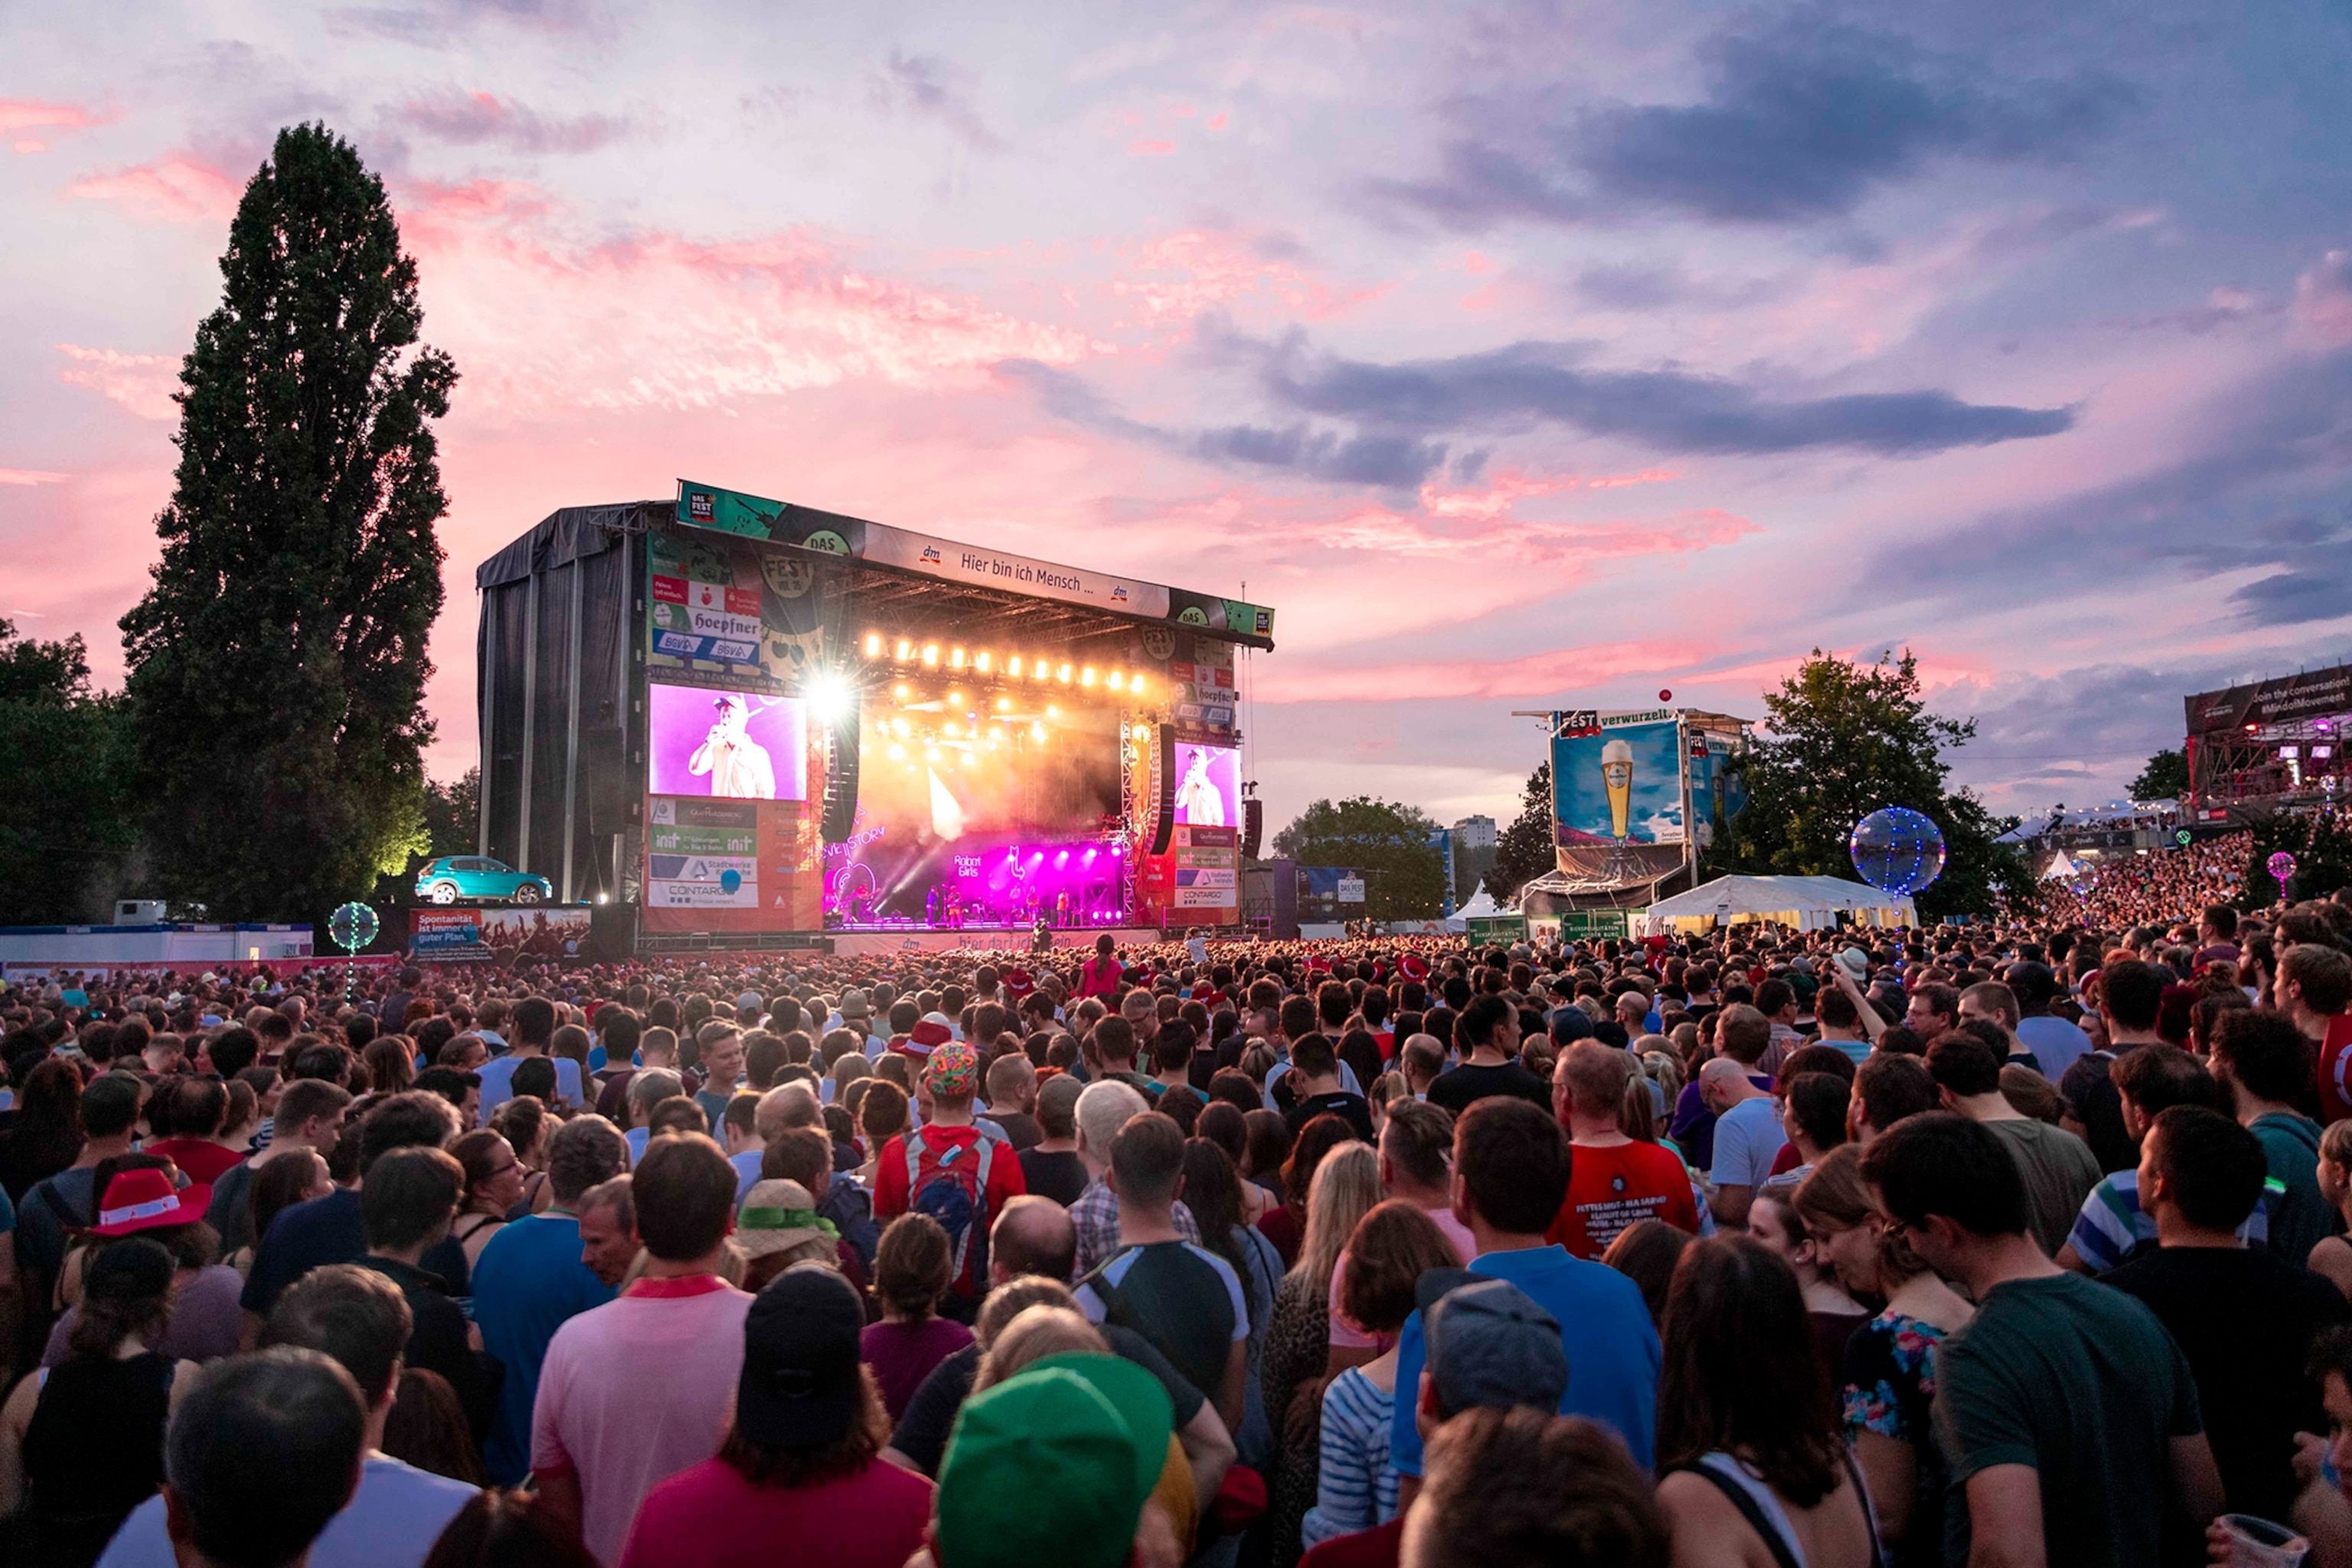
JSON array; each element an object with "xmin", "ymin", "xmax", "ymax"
[{"xmin": 1849, "ymin": 807, "xmax": 1946, "ymax": 896}]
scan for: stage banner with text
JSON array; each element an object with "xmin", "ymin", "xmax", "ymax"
[
  {"xmin": 646, "ymin": 531, "xmax": 827, "ymax": 691},
  {"xmin": 641, "ymin": 796, "xmax": 823, "ymax": 933}
]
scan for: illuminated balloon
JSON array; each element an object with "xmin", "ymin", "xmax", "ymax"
[{"xmin": 1849, "ymin": 808, "xmax": 1946, "ymax": 896}]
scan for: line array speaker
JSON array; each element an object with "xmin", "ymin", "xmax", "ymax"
[
  {"xmin": 1148, "ymin": 724, "xmax": 1177, "ymax": 854},
  {"xmin": 821, "ymin": 692, "xmax": 861, "ymax": 843},
  {"xmin": 1241, "ymin": 797, "xmax": 1263, "ymax": 860}
]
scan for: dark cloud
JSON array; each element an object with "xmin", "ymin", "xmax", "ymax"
[
  {"xmin": 1377, "ymin": 22, "xmax": 2134, "ymax": 229},
  {"xmin": 390, "ymin": 89, "xmax": 632, "ymax": 153},
  {"xmin": 873, "ymin": 51, "xmax": 1004, "ymax": 152},
  {"xmin": 1865, "ymin": 348, "xmax": 2352, "ymax": 615},
  {"xmin": 1256, "ymin": 335, "xmax": 2074, "ymax": 457}
]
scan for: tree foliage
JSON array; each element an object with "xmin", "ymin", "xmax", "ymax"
[
  {"xmin": 0, "ymin": 622, "xmax": 142, "ymax": 923},
  {"xmin": 1707, "ymin": 649, "xmax": 2031, "ymax": 919},
  {"xmin": 2128, "ymin": 748, "xmax": 2190, "ymax": 801},
  {"xmin": 120, "ymin": 124, "xmax": 455, "ymax": 923},
  {"xmin": 1487, "ymin": 762, "xmax": 1557, "ymax": 903},
  {"xmin": 1272, "ymin": 795, "xmax": 1448, "ymax": 919},
  {"xmin": 2240, "ymin": 812, "xmax": 2352, "ymax": 910}
]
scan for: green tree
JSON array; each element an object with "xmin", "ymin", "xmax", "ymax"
[
  {"xmin": 1272, "ymin": 795, "xmax": 1447, "ymax": 920},
  {"xmin": 2128, "ymin": 749, "xmax": 2190, "ymax": 801},
  {"xmin": 1486, "ymin": 762, "xmax": 1556, "ymax": 903},
  {"xmin": 2240, "ymin": 812, "xmax": 2352, "ymax": 910},
  {"xmin": 120, "ymin": 124, "xmax": 455, "ymax": 923},
  {"xmin": 374, "ymin": 767, "xmax": 481, "ymax": 905},
  {"xmin": 1707, "ymin": 649, "xmax": 2030, "ymax": 920},
  {"xmin": 0, "ymin": 621, "xmax": 143, "ymax": 923}
]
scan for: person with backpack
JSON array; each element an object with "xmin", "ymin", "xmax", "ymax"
[{"xmin": 871, "ymin": 1045, "xmax": 1025, "ymax": 1319}]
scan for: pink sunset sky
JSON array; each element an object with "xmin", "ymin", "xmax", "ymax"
[{"xmin": 5, "ymin": 3, "xmax": 2350, "ymax": 835}]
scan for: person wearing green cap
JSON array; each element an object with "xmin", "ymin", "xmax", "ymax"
[{"xmin": 930, "ymin": 1352, "xmax": 1175, "ymax": 1568}]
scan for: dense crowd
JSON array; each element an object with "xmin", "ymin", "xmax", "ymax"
[
  {"xmin": 2028, "ymin": 831, "xmax": 2254, "ymax": 931},
  {"xmin": 4, "ymin": 893, "xmax": 2352, "ymax": 1568}
]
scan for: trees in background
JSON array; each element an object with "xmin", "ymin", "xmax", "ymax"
[
  {"xmin": 1707, "ymin": 648, "xmax": 2031, "ymax": 920},
  {"xmin": 2129, "ymin": 748, "xmax": 2190, "ymax": 801},
  {"xmin": 1272, "ymin": 795, "xmax": 1448, "ymax": 920},
  {"xmin": 1486, "ymin": 763, "xmax": 1556, "ymax": 903},
  {"xmin": 0, "ymin": 622, "xmax": 140, "ymax": 924},
  {"xmin": 120, "ymin": 123, "xmax": 456, "ymax": 922}
]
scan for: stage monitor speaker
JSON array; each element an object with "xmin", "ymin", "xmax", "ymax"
[
  {"xmin": 1241, "ymin": 797, "xmax": 1263, "ymax": 860},
  {"xmin": 1149, "ymin": 723, "xmax": 1177, "ymax": 854},
  {"xmin": 583, "ymin": 726, "xmax": 628, "ymax": 835},
  {"xmin": 821, "ymin": 691, "xmax": 861, "ymax": 843}
]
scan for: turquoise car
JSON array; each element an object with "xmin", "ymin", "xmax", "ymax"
[{"xmin": 413, "ymin": 856, "xmax": 553, "ymax": 906}]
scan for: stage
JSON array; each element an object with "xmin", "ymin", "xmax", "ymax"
[{"xmin": 830, "ymin": 925, "xmax": 1168, "ymax": 956}]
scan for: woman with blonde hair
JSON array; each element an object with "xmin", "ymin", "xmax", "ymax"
[
  {"xmin": 1262, "ymin": 1137, "xmax": 1380, "ymax": 1566},
  {"xmin": 1792, "ymin": 1143, "xmax": 1973, "ymax": 1563}
]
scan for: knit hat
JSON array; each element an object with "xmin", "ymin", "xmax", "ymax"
[
  {"xmin": 936, "ymin": 1357, "xmax": 1168, "ymax": 1568},
  {"xmin": 926, "ymin": 1043, "xmax": 980, "ymax": 1101}
]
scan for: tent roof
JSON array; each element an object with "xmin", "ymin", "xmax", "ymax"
[
  {"xmin": 1455, "ymin": 885, "xmax": 1503, "ymax": 920},
  {"xmin": 1644, "ymin": 874, "xmax": 1916, "ymax": 920}
]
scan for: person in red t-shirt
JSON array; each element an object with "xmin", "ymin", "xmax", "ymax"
[
  {"xmin": 871, "ymin": 1044, "xmax": 1026, "ymax": 1303},
  {"xmin": 1545, "ymin": 1042, "xmax": 1697, "ymax": 1260},
  {"xmin": 2281, "ymin": 944, "xmax": 2352, "ymax": 1122}
]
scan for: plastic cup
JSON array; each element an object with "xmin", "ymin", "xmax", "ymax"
[{"xmin": 2218, "ymin": 1514, "xmax": 2308, "ymax": 1568}]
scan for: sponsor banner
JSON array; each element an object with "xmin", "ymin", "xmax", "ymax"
[
  {"xmin": 646, "ymin": 530, "xmax": 827, "ymax": 688},
  {"xmin": 645, "ymin": 880, "xmax": 760, "ymax": 909},
  {"xmin": 408, "ymin": 907, "xmax": 592, "ymax": 959},
  {"xmin": 646, "ymin": 853, "xmax": 759, "ymax": 883},
  {"xmin": 1552, "ymin": 718, "xmax": 1690, "ymax": 888},
  {"xmin": 1180, "ymin": 825, "xmax": 1238, "ymax": 849},
  {"xmin": 675, "ymin": 480, "xmax": 1274, "ymax": 642},
  {"xmin": 1336, "ymin": 877, "xmax": 1367, "ymax": 903},
  {"xmin": 2187, "ymin": 663, "xmax": 2352, "ymax": 736},
  {"xmin": 1176, "ymin": 867, "xmax": 1237, "ymax": 890},
  {"xmin": 649, "ymin": 798, "xmax": 757, "ymax": 828},
  {"xmin": 649, "ymin": 822, "xmax": 756, "ymax": 856},
  {"xmin": 1173, "ymin": 886, "xmax": 1233, "ymax": 909}
]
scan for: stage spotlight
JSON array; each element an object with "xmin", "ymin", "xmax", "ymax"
[
  {"xmin": 996, "ymin": 697, "xmax": 1011, "ymax": 712},
  {"xmin": 975, "ymin": 651, "xmax": 992, "ymax": 674},
  {"xmin": 864, "ymin": 632, "xmax": 883, "ymax": 658},
  {"xmin": 1108, "ymin": 671, "xmax": 1125, "ymax": 691},
  {"xmin": 893, "ymin": 683, "xmax": 910, "ymax": 701},
  {"xmin": 1047, "ymin": 704, "xmax": 1060, "ymax": 719},
  {"xmin": 925, "ymin": 746, "xmax": 940, "ymax": 761},
  {"xmin": 887, "ymin": 743, "xmax": 906, "ymax": 760},
  {"xmin": 805, "ymin": 670, "xmax": 855, "ymax": 726},
  {"xmin": 895, "ymin": 639, "xmax": 913, "ymax": 662},
  {"xmin": 596, "ymin": 891, "xmax": 609, "ymax": 904},
  {"xmin": 922, "ymin": 644, "xmax": 940, "ymax": 667},
  {"xmin": 1132, "ymin": 724, "xmax": 1151, "ymax": 742},
  {"xmin": 947, "ymin": 689, "xmax": 962, "ymax": 707},
  {"xmin": 1031, "ymin": 723, "xmax": 1046, "ymax": 741},
  {"xmin": 944, "ymin": 721, "xmax": 959, "ymax": 736},
  {"xmin": 1055, "ymin": 851, "xmax": 1070, "ymax": 867},
  {"xmin": 1083, "ymin": 848, "xmax": 1097, "ymax": 862},
  {"xmin": 1034, "ymin": 658, "xmax": 1051, "ymax": 681},
  {"xmin": 1007, "ymin": 655, "xmax": 1023, "ymax": 677},
  {"xmin": 891, "ymin": 717, "xmax": 911, "ymax": 739},
  {"xmin": 1080, "ymin": 667, "xmax": 1097, "ymax": 688},
  {"xmin": 1129, "ymin": 673, "xmax": 1145, "ymax": 696}
]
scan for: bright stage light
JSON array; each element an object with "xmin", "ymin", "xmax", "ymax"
[
  {"xmin": 596, "ymin": 892, "xmax": 609, "ymax": 903},
  {"xmin": 949, "ymin": 646, "xmax": 966, "ymax": 669},
  {"xmin": 1057, "ymin": 662, "xmax": 1073, "ymax": 683},
  {"xmin": 1108, "ymin": 671, "xmax": 1125, "ymax": 691},
  {"xmin": 895, "ymin": 639, "xmax": 913, "ymax": 662},
  {"xmin": 887, "ymin": 743, "xmax": 906, "ymax": 760},
  {"xmin": 864, "ymin": 632, "xmax": 883, "ymax": 658},
  {"xmin": 944, "ymin": 721, "xmax": 959, "ymax": 736},
  {"xmin": 1007, "ymin": 655, "xmax": 1023, "ymax": 677},
  {"xmin": 1129, "ymin": 673, "xmax": 1145, "ymax": 696},
  {"xmin": 1054, "ymin": 851, "xmax": 1070, "ymax": 867},
  {"xmin": 922, "ymin": 644, "xmax": 940, "ymax": 667},
  {"xmin": 975, "ymin": 651, "xmax": 992, "ymax": 674},
  {"xmin": 1083, "ymin": 848, "xmax": 1097, "ymax": 862},
  {"xmin": 891, "ymin": 717, "xmax": 910, "ymax": 738},
  {"xmin": 893, "ymin": 683, "xmax": 910, "ymax": 700},
  {"xmin": 805, "ymin": 671, "xmax": 855, "ymax": 726},
  {"xmin": 1034, "ymin": 658, "xmax": 1051, "ymax": 681},
  {"xmin": 1080, "ymin": 667, "xmax": 1097, "ymax": 688},
  {"xmin": 1132, "ymin": 724, "xmax": 1151, "ymax": 741},
  {"xmin": 1047, "ymin": 704, "xmax": 1060, "ymax": 718},
  {"xmin": 948, "ymin": 690, "xmax": 963, "ymax": 707},
  {"xmin": 925, "ymin": 746, "xmax": 940, "ymax": 761},
  {"xmin": 1031, "ymin": 724, "xmax": 1046, "ymax": 741},
  {"xmin": 996, "ymin": 697, "xmax": 1011, "ymax": 712}
]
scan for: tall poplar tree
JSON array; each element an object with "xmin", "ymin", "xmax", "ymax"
[{"xmin": 121, "ymin": 124, "xmax": 456, "ymax": 921}]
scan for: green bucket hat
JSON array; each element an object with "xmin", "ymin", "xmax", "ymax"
[{"xmin": 935, "ymin": 1354, "xmax": 1172, "ymax": 1568}]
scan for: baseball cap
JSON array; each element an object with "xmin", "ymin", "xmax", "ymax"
[
  {"xmin": 1419, "ymin": 1274, "xmax": 1570, "ymax": 1416},
  {"xmin": 936, "ymin": 1357, "xmax": 1168, "ymax": 1568},
  {"xmin": 1547, "ymin": 1005, "xmax": 1594, "ymax": 1044},
  {"xmin": 735, "ymin": 1264, "xmax": 865, "ymax": 1447}
]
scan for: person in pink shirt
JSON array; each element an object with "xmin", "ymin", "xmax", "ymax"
[{"xmin": 531, "ymin": 1134, "xmax": 752, "ymax": 1565}]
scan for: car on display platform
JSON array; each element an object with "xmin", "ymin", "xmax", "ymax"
[{"xmin": 414, "ymin": 856, "xmax": 554, "ymax": 906}]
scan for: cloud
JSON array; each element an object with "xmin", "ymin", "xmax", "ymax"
[
  {"xmin": 0, "ymin": 468, "xmax": 70, "ymax": 486},
  {"xmin": 1255, "ymin": 334, "xmax": 2075, "ymax": 456},
  {"xmin": 1379, "ymin": 22, "xmax": 2132, "ymax": 229},
  {"xmin": 57, "ymin": 345, "xmax": 181, "ymax": 420},
  {"xmin": 327, "ymin": 0, "xmax": 601, "ymax": 44},
  {"xmin": 873, "ymin": 51, "xmax": 1004, "ymax": 152},
  {"xmin": 390, "ymin": 89, "xmax": 633, "ymax": 154},
  {"xmin": 0, "ymin": 100, "xmax": 109, "ymax": 135},
  {"xmin": 1256, "ymin": 636, "xmax": 1744, "ymax": 704},
  {"xmin": 67, "ymin": 154, "xmax": 241, "ymax": 222},
  {"xmin": 2226, "ymin": 563, "xmax": 2352, "ymax": 629},
  {"xmin": 2298, "ymin": 250, "xmax": 2352, "ymax": 346},
  {"xmin": 1109, "ymin": 230, "xmax": 1386, "ymax": 328}
]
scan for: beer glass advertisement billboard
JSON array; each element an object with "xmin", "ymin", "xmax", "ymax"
[
  {"xmin": 1551, "ymin": 720, "xmax": 1686, "ymax": 887},
  {"xmin": 645, "ymin": 684, "xmax": 807, "ymax": 801}
]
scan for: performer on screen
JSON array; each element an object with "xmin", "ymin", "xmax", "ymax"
[
  {"xmin": 688, "ymin": 694, "xmax": 778, "ymax": 799},
  {"xmin": 1174, "ymin": 748, "xmax": 1225, "ymax": 827}
]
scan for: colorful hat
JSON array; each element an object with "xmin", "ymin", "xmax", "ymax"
[
  {"xmin": 93, "ymin": 1168, "xmax": 212, "ymax": 1237},
  {"xmin": 927, "ymin": 1043, "xmax": 981, "ymax": 1100}
]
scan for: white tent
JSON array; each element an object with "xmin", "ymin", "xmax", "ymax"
[
  {"xmin": 1453, "ymin": 885, "xmax": 1502, "ymax": 926},
  {"xmin": 2041, "ymin": 850, "xmax": 2081, "ymax": 882},
  {"xmin": 1639, "ymin": 874, "xmax": 1916, "ymax": 936}
]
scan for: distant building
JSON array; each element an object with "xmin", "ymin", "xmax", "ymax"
[{"xmin": 1450, "ymin": 815, "xmax": 1498, "ymax": 850}]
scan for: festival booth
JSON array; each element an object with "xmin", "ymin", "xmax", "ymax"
[{"xmin": 1639, "ymin": 874, "xmax": 1915, "ymax": 936}]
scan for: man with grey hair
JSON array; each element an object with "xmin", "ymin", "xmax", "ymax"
[
  {"xmin": 1070, "ymin": 1080, "xmax": 1200, "ymax": 1275},
  {"xmin": 753, "ymin": 1080, "xmax": 820, "ymax": 1144},
  {"xmin": 471, "ymin": 1113, "xmax": 629, "ymax": 1485},
  {"xmin": 624, "ymin": 1067, "xmax": 684, "ymax": 1164},
  {"xmin": 576, "ymin": 1175, "xmax": 637, "ymax": 1288}
]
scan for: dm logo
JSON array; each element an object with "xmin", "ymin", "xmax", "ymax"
[
  {"xmin": 920, "ymin": 544, "xmax": 943, "ymax": 565},
  {"xmin": 1111, "ymin": 585, "xmax": 1129, "ymax": 603}
]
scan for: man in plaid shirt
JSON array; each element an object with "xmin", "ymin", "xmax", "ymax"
[{"xmin": 1070, "ymin": 1079, "xmax": 1200, "ymax": 1275}]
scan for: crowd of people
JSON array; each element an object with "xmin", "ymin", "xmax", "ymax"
[
  {"xmin": 2, "ymin": 893, "xmax": 2352, "ymax": 1566},
  {"xmin": 2028, "ymin": 831, "xmax": 2254, "ymax": 931}
]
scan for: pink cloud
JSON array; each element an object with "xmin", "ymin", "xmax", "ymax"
[
  {"xmin": 15, "ymin": 139, "xmax": 46, "ymax": 155},
  {"xmin": 1257, "ymin": 639, "xmax": 1728, "ymax": 703},
  {"xmin": 0, "ymin": 467, "xmax": 70, "ymax": 486},
  {"xmin": 2295, "ymin": 250, "xmax": 2352, "ymax": 345},
  {"xmin": 0, "ymin": 100, "xmax": 107, "ymax": 135},
  {"xmin": 1128, "ymin": 138, "xmax": 1177, "ymax": 156},
  {"xmin": 1207, "ymin": 113, "xmax": 1227, "ymax": 131},
  {"xmin": 1110, "ymin": 228, "xmax": 1386, "ymax": 326},
  {"xmin": 1416, "ymin": 468, "xmax": 1678, "ymax": 521},
  {"xmin": 68, "ymin": 153, "xmax": 240, "ymax": 223},
  {"xmin": 57, "ymin": 345, "xmax": 181, "ymax": 421}
]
